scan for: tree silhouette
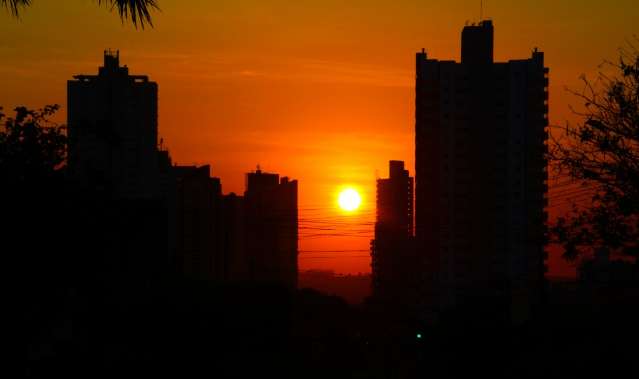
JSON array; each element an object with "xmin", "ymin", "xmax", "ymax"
[
  {"xmin": 550, "ymin": 42, "xmax": 639, "ymax": 262},
  {"xmin": 0, "ymin": 105, "xmax": 66, "ymax": 186},
  {"xmin": 2, "ymin": 0, "xmax": 159, "ymax": 28}
]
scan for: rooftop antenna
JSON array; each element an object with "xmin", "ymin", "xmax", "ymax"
[{"xmin": 480, "ymin": 0, "xmax": 483, "ymax": 21}]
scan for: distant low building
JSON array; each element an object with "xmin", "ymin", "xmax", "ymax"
[
  {"xmin": 298, "ymin": 270, "xmax": 372, "ymax": 305},
  {"xmin": 579, "ymin": 248, "xmax": 639, "ymax": 288}
]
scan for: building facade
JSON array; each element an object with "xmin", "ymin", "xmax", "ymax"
[
  {"xmin": 415, "ymin": 20, "xmax": 549, "ymax": 323},
  {"xmin": 67, "ymin": 50, "xmax": 161, "ymax": 199},
  {"xmin": 371, "ymin": 161, "xmax": 416, "ymax": 312},
  {"xmin": 174, "ymin": 165, "xmax": 225, "ymax": 280},
  {"xmin": 67, "ymin": 51, "xmax": 174, "ymax": 280},
  {"xmin": 244, "ymin": 169, "xmax": 299, "ymax": 289}
]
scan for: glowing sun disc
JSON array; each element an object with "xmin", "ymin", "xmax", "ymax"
[{"xmin": 338, "ymin": 188, "xmax": 362, "ymax": 212}]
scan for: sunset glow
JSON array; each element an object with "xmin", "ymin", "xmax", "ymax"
[{"xmin": 1, "ymin": 1, "xmax": 636, "ymax": 276}]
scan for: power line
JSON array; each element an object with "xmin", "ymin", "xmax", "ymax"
[
  {"xmin": 299, "ymin": 256, "xmax": 370, "ymax": 260},
  {"xmin": 299, "ymin": 249, "xmax": 370, "ymax": 253}
]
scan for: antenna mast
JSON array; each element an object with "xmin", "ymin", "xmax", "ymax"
[{"xmin": 480, "ymin": 0, "xmax": 483, "ymax": 21}]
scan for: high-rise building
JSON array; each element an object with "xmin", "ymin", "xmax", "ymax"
[
  {"xmin": 371, "ymin": 161, "xmax": 416, "ymax": 310},
  {"xmin": 67, "ymin": 50, "xmax": 161, "ymax": 199},
  {"xmin": 67, "ymin": 51, "xmax": 174, "ymax": 280},
  {"xmin": 375, "ymin": 161, "xmax": 414, "ymax": 237},
  {"xmin": 244, "ymin": 169, "xmax": 298, "ymax": 289},
  {"xmin": 415, "ymin": 20, "xmax": 549, "ymax": 323},
  {"xmin": 173, "ymin": 165, "xmax": 225, "ymax": 280}
]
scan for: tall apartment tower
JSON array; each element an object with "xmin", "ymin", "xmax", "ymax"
[
  {"xmin": 415, "ymin": 20, "xmax": 549, "ymax": 324},
  {"xmin": 244, "ymin": 169, "xmax": 299, "ymax": 289},
  {"xmin": 67, "ymin": 50, "xmax": 160, "ymax": 199},
  {"xmin": 371, "ymin": 161, "xmax": 416, "ymax": 310}
]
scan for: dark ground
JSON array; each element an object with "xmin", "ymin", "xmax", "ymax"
[{"xmin": 15, "ymin": 183, "xmax": 639, "ymax": 378}]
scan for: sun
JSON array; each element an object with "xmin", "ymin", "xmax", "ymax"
[{"xmin": 338, "ymin": 188, "xmax": 362, "ymax": 212}]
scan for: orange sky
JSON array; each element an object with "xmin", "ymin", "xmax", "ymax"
[{"xmin": 1, "ymin": 0, "xmax": 637, "ymax": 275}]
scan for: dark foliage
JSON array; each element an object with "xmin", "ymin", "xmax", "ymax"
[
  {"xmin": 550, "ymin": 42, "xmax": 639, "ymax": 262},
  {"xmin": 0, "ymin": 105, "xmax": 66, "ymax": 185},
  {"xmin": 1, "ymin": 0, "xmax": 159, "ymax": 28},
  {"xmin": 97, "ymin": 0, "xmax": 159, "ymax": 28},
  {"xmin": 1, "ymin": 0, "xmax": 29, "ymax": 16}
]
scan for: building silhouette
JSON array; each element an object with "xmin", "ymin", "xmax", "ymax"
[
  {"xmin": 171, "ymin": 166, "xmax": 299, "ymax": 288},
  {"xmin": 415, "ymin": 20, "xmax": 549, "ymax": 323},
  {"xmin": 65, "ymin": 50, "xmax": 300, "ymax": 288},
  {"xmin": 220, "ymin": 192, "xmax": 249, "ymax": 281},
  {"xmin": 67, "ymin": 50, "xmax": 162, "ymax": 199},
  {"xmin": 244, "ymin": 169, "xmax": 299, "ymax": 289},
  {"xmin": 66, "ymin": 51, "xmax": 173, "ymax": 279},
  {"xmin": 375, "ymin": 161, "xmax": 414, "ymax": 237},
  {"xmin": 371, "ymin": 161, "xmax": 417, "ymax": 310},
  {"xmin": 174, "ymin": 165, "xmax": 225, "ymax": 280}
]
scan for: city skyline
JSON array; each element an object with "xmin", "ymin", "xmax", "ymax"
[
  {"xmin": 9, "ymin": 2, "xmax": 639, "ymax": 376},
  {"xmin": 2, "ymin": 1, "xmax": 636, "ymax": 277}
]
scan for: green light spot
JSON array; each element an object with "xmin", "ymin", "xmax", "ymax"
[{"xmin": 416, "ymin": 333, "xmax": 422, "ymax": 339}]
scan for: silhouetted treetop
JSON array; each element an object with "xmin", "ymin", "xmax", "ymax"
[
  {"xmin": 2, "ymin": 0, "xmax": 159, "ymax": 28},
  {"xmin": 0, "ymin": 105, "xmax": 66, "ymax": 186},
  {"xmin": 550, "ymin": 41, "xmax": 639, "ymax": 261}
]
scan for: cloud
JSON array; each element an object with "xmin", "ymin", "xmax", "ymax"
[{"xmin": 139, "ymin": 52, "xmax": 412, "ymax": 88}]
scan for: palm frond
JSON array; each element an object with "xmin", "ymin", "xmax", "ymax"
[
  {"xmin": 1, "ymin": 0, "xmax": 31, "ymax": 17},
  {"xmin": 98, "ymin": 0, "xmax": 160, "ymax": 29},
  {"xmin": 2, "ymin": 0, "xmax": 159, "ymax": 28}
]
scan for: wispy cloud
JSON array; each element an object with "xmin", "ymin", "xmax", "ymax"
[{"xmin": 144, "ymin": 53, "xmax": 412, "ymax": 88}]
